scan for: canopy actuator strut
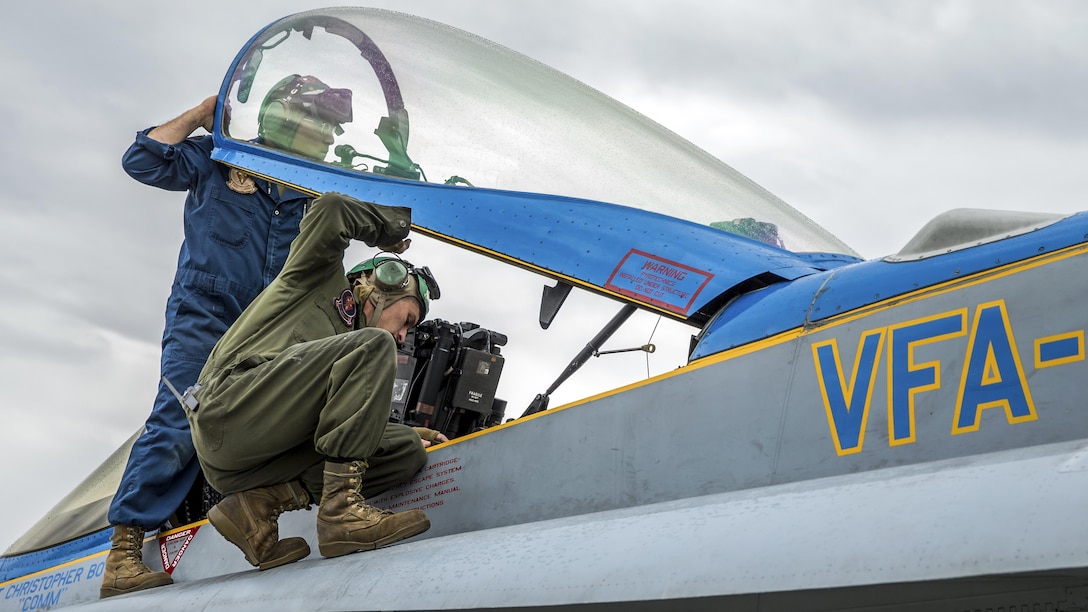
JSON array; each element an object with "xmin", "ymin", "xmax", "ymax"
[{"xmin": 521, "ymin": 303, "xmax": 639, "ymax": 418}]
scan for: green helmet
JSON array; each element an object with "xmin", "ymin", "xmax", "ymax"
[
  {"xmin": 348, "ymin": 256, "xmax": 439, "ymax": 318},
  {"xmin": 257, "ymin": 74, "xmax": 353, "ymax": 153},
  {"xmin": 710, "ymin": 217, "xmax": 785, "ymax": 249}
]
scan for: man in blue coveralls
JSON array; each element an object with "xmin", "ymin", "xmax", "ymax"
[{"xmin": 101, "ymin": 75, "xmax": 354, "ymax": 598}]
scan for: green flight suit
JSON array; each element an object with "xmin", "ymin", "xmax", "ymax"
[{"xmin": 188, "ymin": 192, "xmax": 423, "ymax": 500}]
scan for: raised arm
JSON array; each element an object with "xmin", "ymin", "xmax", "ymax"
[
  {"xmin": 278, "ymin": 193, "xmax": 412, "ymax": 290},
  {"xmin": 121, "ymin": 95, "xmax": 220, "ymax": 191},
  {"xmin": 147, "ymin": 95, "xmax": 218, "ymax": 145}
]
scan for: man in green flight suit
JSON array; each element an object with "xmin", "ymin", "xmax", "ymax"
[{"xmin": 186, "ymin": 191, "xmax": 445, "ymax": 570}]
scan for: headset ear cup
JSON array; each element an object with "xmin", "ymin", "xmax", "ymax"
[
  {"xmin": 260, "ymin": 101, "xmax": 295, "ymax": 148},
  {"xmin": 373, "ymin": 259, "xmax": 409, "ymax": 290}
]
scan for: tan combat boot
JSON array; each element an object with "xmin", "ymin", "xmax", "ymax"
[
  {"xmin": 317, "ymin": 460, "xmax": 430, "ymax": 558},
  {"xmin": 99, "ymin": 525, "xmax": 173, "ymax": 598},
  {"xmin": 206, "ymin": 481, "xmax": 312, "ymax": 570}
]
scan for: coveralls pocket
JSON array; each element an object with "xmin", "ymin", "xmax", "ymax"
[
  {"xmin": 207, "ymin": 187, "xmax": 259, "ymax": 248},
  {"xmin": 166, "ymin": 288, "xmax": 230, "ymax": 364},
  {"xmin": 192, "ymin": 359, "xmax": 256, "ymax": 455},
  {"xmin": 192, "ymin": 398, "xmax": 225, "ymax": 453},
  {"xmin": 195, "ymin": 355, "xmax": 271, "ymax": 462},
  {"xmin": 291, "ymin": 298, "xmax": 342, "ymax": 344}
]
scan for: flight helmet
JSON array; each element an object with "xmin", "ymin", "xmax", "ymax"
[
  {"xmin": 257, "ymin": 74, "xmax": 353, "ymax": 156},
  {"xmin": 348, "ymin": 255, "xmax": 439, "ymax": 326}
]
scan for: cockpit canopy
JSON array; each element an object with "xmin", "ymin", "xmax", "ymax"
[{"xmin": 220, "ymin": 7, "xmax": 855, "ymax": 256}]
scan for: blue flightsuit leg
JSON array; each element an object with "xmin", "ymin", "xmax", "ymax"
[
  {"xmin": 108, "ymin": 359, "xmax": 203, "ymax": 531},
  {"xmin": 108, "ymin": 279, "xmax": 248, "ymax": 530}
]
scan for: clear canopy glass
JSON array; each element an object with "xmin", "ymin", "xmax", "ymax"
[{"xmin": 223, "ymin": 7, "xmax": 856, "ymax": 256}]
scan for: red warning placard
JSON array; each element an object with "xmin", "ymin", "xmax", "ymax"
[
  {"xmin": 158, "ymin": 526, "xmax": 200, "ymax": 574},
  {"xmin": 604, "ymin": 250, "xmax": 713, "ymax": 314}
]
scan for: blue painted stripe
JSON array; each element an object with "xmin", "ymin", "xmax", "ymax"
[
  {"xmin": 1039, "ymin": 337, "xmax": 1081, "ymax": 363},
  {"xmin": 0, "ymin": 528, "xmax": 110, "ymax": 584}
]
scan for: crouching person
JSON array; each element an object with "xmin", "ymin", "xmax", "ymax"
[{"xmin": 187, "ymin": 192, "xmax": 445, "ymax": 569}]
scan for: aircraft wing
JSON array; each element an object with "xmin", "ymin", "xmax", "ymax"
[{"xmin": 66, "ymin": 439, "xmax": 1088, "ymax": 611}]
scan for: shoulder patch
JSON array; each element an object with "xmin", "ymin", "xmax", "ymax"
[{"xmin": 335, "ymin": 288, "xmax": 357, "ymax": 327}]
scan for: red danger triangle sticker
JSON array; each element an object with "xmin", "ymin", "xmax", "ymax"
[{"xmin": 158, "ymin": 526, "xmax": 200, "ymax": 575}]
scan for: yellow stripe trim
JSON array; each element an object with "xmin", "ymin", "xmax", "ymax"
[{"xmin": 0, "ymin": 521, "xmax": 209, "ymax": 587}]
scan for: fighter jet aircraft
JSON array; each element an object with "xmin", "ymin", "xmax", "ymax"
[{"xmin": 3, "ymin": 7, "xmax": 1088, "ymax": 611}]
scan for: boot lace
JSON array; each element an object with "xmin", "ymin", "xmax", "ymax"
[
  {"xmin": 345, "ymin": 472, "xmax": 393, "ymax": 517},
  {"xmin": 125, "ymin": 529, "xmax": 144, "ymax": 562}
]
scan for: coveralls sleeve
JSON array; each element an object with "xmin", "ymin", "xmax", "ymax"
[
  {"xmin": 121, "ymin": 128, "xmax": 216, "ymax": 192},
  {"xmin": 278, "ymin": 193, "xmax": 411, "ymax": 291}
]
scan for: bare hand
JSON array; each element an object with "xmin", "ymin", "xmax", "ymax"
[
  {"xmin": 147, "ymin": 94, "xmax": 220, "ymax": 145},
  {"xmin": 198, "ymin": 95, "xmax": 217, "ymax": 133}
]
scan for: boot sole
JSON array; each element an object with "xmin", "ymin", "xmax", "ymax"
[
  {"xmin": 318, "ymin": 517, "xmax": 431, "ymax": 558},
  {"xmin": 99, "ymin": 573, "xmax": 173, "ymax": 598},
  {"xmin": 258, "ymin": 538, "xmax": 311, "ymax": 571},
  {"xmin": 207, "ymin": 506, "xmax": 309, "ymax": 570}
]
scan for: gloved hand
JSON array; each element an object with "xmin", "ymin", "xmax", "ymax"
[
  {"xmin": 412, "ymin": 427, "xmax": 449, "ymax": 448},
  {"xmin": 379, "ymin": 238, "xmax": 411, "ymax": 254}
]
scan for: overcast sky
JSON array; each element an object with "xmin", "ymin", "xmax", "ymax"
[{"xmin": 2, "ymin": 0, "xmax": 1086, "ymax": 554}]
